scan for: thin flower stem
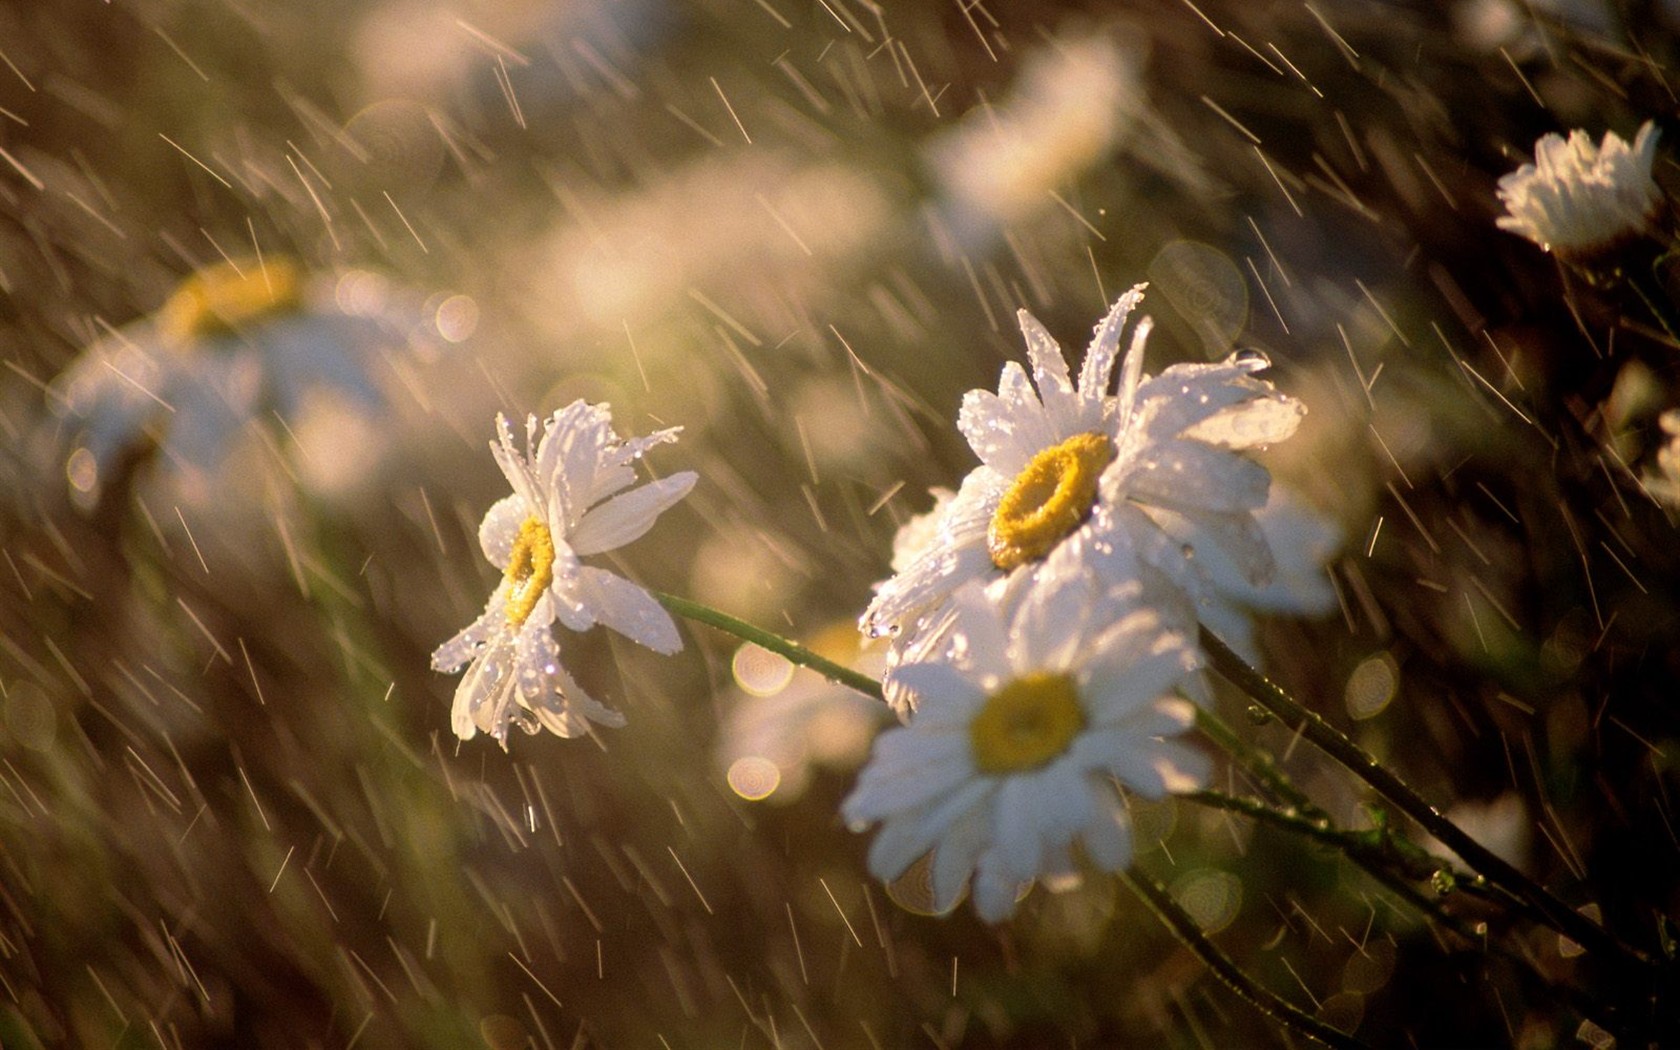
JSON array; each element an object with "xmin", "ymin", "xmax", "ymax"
[
  {"xmin": 1193, "ymin": 707, "xmax": 1322, "ymax": 818},
  {"xmin": 1188, "ymin": 793, "xmax": 1511, "ymax": 954},
  {"xmin": 1197, "ymin": 626, "xmax": 1653, "ymax": 975},
  {"xmin": 1182, "ymin": 790, "xmax": 1628, "ymax": 1039},
  {"xmin": 1187, "ymin": 790, "xmax": 1441, "ymax": 881},
  {"xmin": 1628, "ymin": 267, "xmax": 1680, "ymax": 344},
  {"xmin": 1194, "ymin": 714, "xmax": 1515, "ymax": 915},
  {"xmin": 1118, "ymin": 869, "xmax": 1370, "ymax": 1050},
  {"xmin": 653, "ymin": 592, "xmax": 885, "ymax": 703}
]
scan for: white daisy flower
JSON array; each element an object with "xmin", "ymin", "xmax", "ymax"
[
  {"xmin": 843, "ymin": 578, "xmax": 1210, "ymax": 922},
  {"xmin": 431, "ymin": 401, "xmax": 697, "ymax": 746},
  {"xmin": 1496, "ymin": 122, "xmax": 1663, "ymax": 261},
  {"xmin": 47, "ymin": 256, "xmax": 429, "ymax": 509},
  {"xmin": 862, "ymin": 285, "xmax": 1304, "ymax": 657}
]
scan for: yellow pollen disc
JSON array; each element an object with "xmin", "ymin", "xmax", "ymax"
[
  {"xmin": 157, "ymin": 256, "xmax": 304, "ymax": 343},
  {"xmin": 987, "ymin": 431, "xmax": 1115, "ymax": 571},
  {"xmin": 503, "ymin": 516, "xmax": 556, "ymax": 627},
  {"xmin": 969, "ymin": 672, "xmax": 1086, "ymax": 775}
]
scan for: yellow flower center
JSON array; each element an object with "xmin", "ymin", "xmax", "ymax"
[
  {"xmin": 503, "ymin": 516, "xmax": 556, "ymax": 627},
  {"xmin": 987, "ymin": 432, "xmax": 1115, "ymax": 571},
  {"xmin": 157, "ymin": 256, "xmax": 304, "ymax": 342},
  {"xmin": 969, "ymin": 672, "xmax": 1085, "ymax": 775}
]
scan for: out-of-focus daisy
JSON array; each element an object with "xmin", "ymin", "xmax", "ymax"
[
  {"xmin": 843, "ymin": 579, "xmax": 1209, "ymax": 922},
  {"xmin": 1454, "ymin": 0, "xmax": 1617, "ymax": 53},
  {"xmin": 1175, "ymin": 489, "xmax": 1342, "ymax": 661},
  {"xmin": 1646, "ymin": 409, "xmax": 1680, "ymax": 508},
  {"xmin": 862, "ymin": 285, "xmax": 1304, "ymax": 658},
  {"xmin": 1496, "ymin": 122, "xmax": 1663, "ymax": 262},
  {"xmin": 431, "ymin": 401, "xmax": 697, "ymax": 747},
  {"xmin": 1423, "ymin": 793, "xmax": 1532, "ymax": 874},
  {"xmin": 48, "ymin": 256, "xmax": 430, "ymax": 509},
  {"xmin": 717, "ymin": 627, "xmax": 892, "ymax": 804},
  {"xmin": 927, "ymin": 35, "xmax": 1142, "ymax": 234}
]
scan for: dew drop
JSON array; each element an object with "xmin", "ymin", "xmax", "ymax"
[{"xmin": 1228, "ymin": 347, "xmax": 1270, "ymax": 371}]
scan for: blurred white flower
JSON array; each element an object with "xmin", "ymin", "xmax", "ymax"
[
  {"xmin": 1424, "ymin": 793, "xmax": 1532, "ymax": 874},
  {"xmin": 431, "ymin": 401, "xmax": 697, "ymax": 746},
  {"xmin": 1646, "ymin": 409, "xmax": 1680, "ymax": 508},
  {"xmin": 843, "ymin": 579, "xmax": 1208, "ymax": 922},
  {"xmin": 48, "ymin": 257, "xmax": 429, "ymax": 509},
  {"xmin": 1496, "ymin": 122, "xmax": 1662, "ymax": 261},
  {"xmin": 717, "ymin": 628, "xmax": 892, "ymax": 804},
  {"xmin": 927, "ymin": 35, "xmax": 1142, "ymax": 233},
  {"xmin": 1178, "ymin": 489, "xmax": 1343, "ymax": 661},
  {"xmin": 539, "ymin": 154, "xmax": 892, "ymax": 331},
  {"xmin": 861, "ymin": 286, "xmax": 1304, "ymax": 659}
]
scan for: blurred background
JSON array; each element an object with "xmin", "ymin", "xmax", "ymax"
[{"xmin": 2, "ymin": 0, "xmax": 1680, "ymax": 1046}]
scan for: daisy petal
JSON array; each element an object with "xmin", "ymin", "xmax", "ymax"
[
  {"xmin": 478, "ymin": 493, "xmax": 528, "ymax": 568},
  {"xmin": 574, "ymin": 568, "xmax": 682, "ymax": 654},
  {"xmin": 571, "ymin": 471, "xmax": 698, "ymax": 556}
]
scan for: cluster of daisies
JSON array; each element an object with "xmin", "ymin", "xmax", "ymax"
[
  {"xmin": 1494, "ymin": 121, "xmax": 1680, "ymax": 513},
  {"xmin": 432, "ymin": 285, "xmax": 1307, "ymax": 920},
  {"xmin": 44, "ymin": 115, "xmax": 1669, "ymax": 924}
]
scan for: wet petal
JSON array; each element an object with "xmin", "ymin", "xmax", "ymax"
[{"xmin": 570, "ymin": 472, "xmax": 697, "ymax": 556}]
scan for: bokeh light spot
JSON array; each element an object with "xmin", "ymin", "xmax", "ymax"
[
  {"xmin": 1342, "ymin": 938, "xmax": 1396, "ymax": 994},
  {"xmin": 435, "ymin": 294, "xmax": 479, "ymax": 343},
  {"xmin": 1345, "ymin": 651, "xmax": 1399, "ymax": 721},
  {"xmin": 1317, "ymin": 991, "xmax": 1365, "ymax": 1035},
  {"xmin": 732, "ymin": 643, "xmax": 795, "ymax": 696},
  {"xmin": 334, "ymin": 269, "xmax": 390, "ymax": 316},
  {"xmin": 1172, "ymin": 868, "xmax": 1242, "ymax": 934},
  {"xmin": 6, "ymin": 682, "xmax": 55, "ymax": 753},
  {"xmin": 1147, "ymin": 240, "xmax": 1248, "ymax": 356},
  {"xmin": 885, "ymin": 851, "xmax": 963, "ymax": 917},
  {"xmin": 66, "ymin": 447, "xmax": 97, "ymax": 495},
  {"xmin": 726, "ymin": 756, "xmax": 781, "ymax": 801}
]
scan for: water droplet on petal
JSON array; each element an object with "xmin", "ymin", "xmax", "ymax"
[{"xmin": 1229, "ymin": 347, "xmax": 1270, "ymax": 371}]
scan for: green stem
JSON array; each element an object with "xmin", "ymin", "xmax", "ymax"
[
  {"xmin": 1183, "ymin": 790, "xmax": 1627, "ymax": 1039},
  {"xmin": 653, "ymin": 591, "xmax": 885, "ymax": 703},
  {"xmin": 1194, "ymin": 707, "xmax": 1322, "ymax": 819},
  {"xmin": 1187, "ymin": 792, "xmax": 1503, "ymax": 945},
  {"xmin": 1197, "ymin": 626, "xmax": 1652, "ymax": 976},
  {"xmin": 1119, "ymin": 869, "xmax": 1370, "ymax": 1050}
]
